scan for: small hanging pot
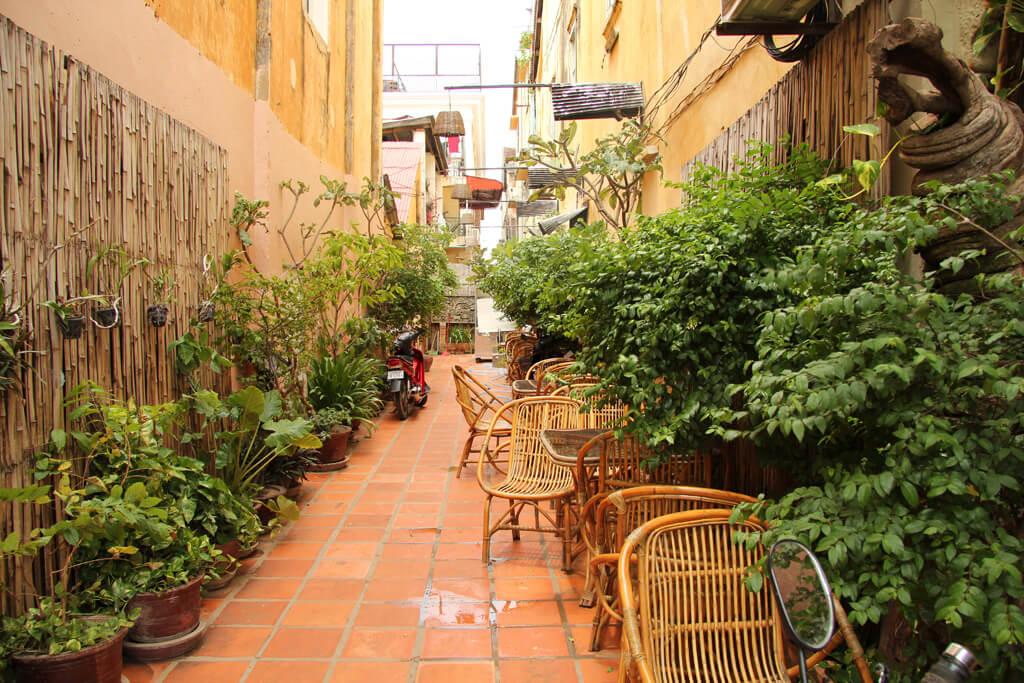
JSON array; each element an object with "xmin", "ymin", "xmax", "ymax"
[
  {"xmin": 147, "ymin": 303, "xmax": 169, "ymax": 328},
  {"xmin": 197, "ymin": 300, "xmax": 215, "ymax": 323},
  {"xmin": 59, "ymin": 314, "xmax": 86, "ymax": 339},
  {"xmin": 95, "ymin": 305, "xmax": 119, "ymax": 328}
]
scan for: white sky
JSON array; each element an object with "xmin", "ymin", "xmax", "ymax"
[{"xmin": 383, "ymin": 0, "xmax": 535, "ymax": 251}]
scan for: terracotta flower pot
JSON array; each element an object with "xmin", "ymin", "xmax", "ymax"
[
  {"xmin": 423, "ymin": 355, "xmax": 434, "ymax": 372},
  {"xmin": 11, "ymin": 618, "xmax": 128, "ymax": 683},
  {"xmin": 125, "ymin": 574, "xmax": 203, "ymax": 643},
  {"xmin": 255, "ymin": 484, "xmax": 287, "ymax": 527},
  {"xmin": 319, "ymin": 426, "xmax": 352, "ymax": 464}
]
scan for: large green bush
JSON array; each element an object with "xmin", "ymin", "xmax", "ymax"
[{"xmin": 728, "ymin": 174, "xmax": 1024, "ymax": 678}]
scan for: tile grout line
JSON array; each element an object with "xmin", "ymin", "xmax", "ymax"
[
  {"xmin": 236, "ymin": 410, "xmax": 408, "ymax": 683},
  {"xmin": 406, "ymin": 366, "xmax": 461, "ymax": 683}
]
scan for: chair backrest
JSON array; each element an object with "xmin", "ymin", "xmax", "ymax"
[
  {"xmin": 453, "ymin": 365, "xmax": 504, "ymax": 429},
  {"xmin": 536, "ymin": 361, "xmax": 576, "ymax": 393},
  {"xmin": 595, "ymin": 484, "xmax": 756, "ymax": 556},
  {"xmin": 577, "ymin": 432, "xmax": 711, "ymax": 505},
  {"xmin": 505, "ymin": 338, "xmax": 537, "ymax": 382},
  {"xmin": 619, "ymin": 509, "xmax": 788, "ymax": 683},
  {"xmin": 484, "ymin": 396, "xmax": 583, "ymax": 484},
  {"xmin": 525, "ymin": 356, "xmax": 570, "ymax": 382},
  {"xmin": 551, "ymin": 382, "xmax": 627, "ymax": 430}
]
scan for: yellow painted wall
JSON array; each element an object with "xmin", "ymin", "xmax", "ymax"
[
  {"xmin": 565, "ymin": 1, "xmax": 794, "ymax": 216},
  {"xmin": 144, "ymin": 0, "xmax": 378, "ymax": 179},
  {"xmin": 144, "ymin": 0, "xmax": 256, "ymax": 95}
]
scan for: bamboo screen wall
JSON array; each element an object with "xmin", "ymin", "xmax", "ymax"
[
  {"xmin": 0, "ymin": 16, "xmax": 232, "ymax": 611},
  {"xmin": 679, "ymin": 0, "xmax": 892, "ymax": 197},
  {"xmin": 676, "ymin": 0, "xmax": 891, "ymax": 497}
]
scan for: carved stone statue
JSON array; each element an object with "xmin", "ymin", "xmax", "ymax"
[{"xmin": 868, "ymin": 18, "xmax": 1024, "ymax": 289}]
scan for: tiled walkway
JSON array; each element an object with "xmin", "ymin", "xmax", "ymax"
[{"xmin": 125, "ymin": 354, "xmax": 620, "ymax": 682}]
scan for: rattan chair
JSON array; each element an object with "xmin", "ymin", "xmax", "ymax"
[
  {"xmin": 573, "ymin": 433, "xmax": 711, "ymax": 609},
  {"xmin": 584, "ymin": 486, "xmax": 756, "ymax": 652},
  {"xmin": 550, "ymin": 383, "xmax": 627, "ymax": 430},
  {"xmin": 453, "ymin": 365, "xmax": 511, "ymax": 479},
  {"xmin": 505, "ymin": 337, "xmax": 536, "ymax": 383},
  {"xmin": 618, "ymin": 509, "xmax": 842, "ymax": 683},
  {"xmin": 512, "ymin": 357, "xmax": 573, "ymax": 399},
  {"xmin": 477, "ymin": 396, "xmax": 583, "ymax": 570}
]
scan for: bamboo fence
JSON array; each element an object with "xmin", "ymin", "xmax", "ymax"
[
  {"xmin": 677, "ymin": 0, "xmax": 892, "ymax": 497},
  {"xmin": 680, "ymin": 0, "xmax": 892, "ymax": 199},
  {"xmin": 0, "ymin": 15, "xmax": 232, "ymax": 614}
]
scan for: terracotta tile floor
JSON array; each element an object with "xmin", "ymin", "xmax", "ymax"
[{"xmin": 125, "ymin": 355, "xmax": 620, "ymax": 683}]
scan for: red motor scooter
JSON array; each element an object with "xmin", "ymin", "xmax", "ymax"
[{"xmin": 386, "ymin": 330, "xmax": 429, "ymax": 419}]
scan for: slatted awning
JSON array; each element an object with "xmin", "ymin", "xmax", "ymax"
[
  {"xmin": 516, "ymin": 200, "xmax": 558, "ymax": 217},
  {"xmin": 539, "ymin": 207, "xmax": 588, "ymax": 234},
  {"xmin": 551, "ymin": 82, "xmax": 644, "ymax": 121}
]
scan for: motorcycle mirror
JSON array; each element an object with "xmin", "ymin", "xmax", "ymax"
[{"xmin": 767, "ymin": 539, "xmax": 836, "ymax": 681}]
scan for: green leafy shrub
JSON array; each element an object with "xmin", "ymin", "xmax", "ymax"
[
  {"xmin": 308, "ymin": 349, "xmax": 384, "ymax": 431},
  {"xmin": 728, "ymin": 174, "xmax": 1024, "ymax": 678}
]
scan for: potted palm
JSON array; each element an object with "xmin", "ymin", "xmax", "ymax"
[{"xmin": 309, "ymin": 350, "xmax": 385, "ymax": 462}]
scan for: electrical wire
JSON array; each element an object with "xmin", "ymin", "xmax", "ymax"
[{"xmin": 763, "ymin": 0, "xmax": 835, "ymax": 63}]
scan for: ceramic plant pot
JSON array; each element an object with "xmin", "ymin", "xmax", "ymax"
[
  {"xmin": 125, "ymin": 573, "xmax": 203, "ymax": 643},
  {"xmin": 11, "ymin": 618, "xmax": 128, "ymax": 683},
  {"xmin": 318, "ymin": 426, "xmax": 351, "ymax": 464}
]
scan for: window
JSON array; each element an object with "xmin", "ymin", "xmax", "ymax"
[{"xmin": 304, "ymin": 0, "xmax": 329, "ymax": 42}]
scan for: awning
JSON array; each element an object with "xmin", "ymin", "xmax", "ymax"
[
  {"xmin": 551, "ymin": 82, "xmax": 644, "ymax": 121},
  {"xmin": 466, "ymin": 175, "xmax": 504, "ymax": 208},
  {"xmin": 539, "ymin": 207, "xmax": 588, "ymax": 234},
  {"xmin": 516, "ymin": 199, "xmax": 558, "ymax": 217}
]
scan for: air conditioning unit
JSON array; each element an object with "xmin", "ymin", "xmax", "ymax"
[
  {"xmin": 717, "ymin": 0, "xmax": 839, "ymax": 36},
  {"xmin": 722, "ymin": 0, "xmax": 821, "ymax": 22}
]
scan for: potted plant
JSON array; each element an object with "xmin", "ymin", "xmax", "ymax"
[
  {"xmin": 146, "ymin": 268, "xmax": 174, "ymax": 327},
  {"xmin": 308, "ymin": 348, "xmax": 384, "ymax": 439},
  {"xmin": 0, "ymin": 482, "xmax": 134, "ymax": 683},
  {"xmin": 42, "ymin": 384, "xmax": 222, "ymax": 661},
  {"xmin": 0, "ymin": 268, "xmax": 32, "ymax": 391},
  {"xmin": 448, "ymin": 325, "xmax": 473, "ymax": 354},
  {"xmin": 41, "ymin": 299, "xmax": 87, "ymax": 339},
  {"xmin": 184, "ymin": 386, "xmax": 312, "ymax": 530},
  {"xmin": 88, "ymin": 247, "xmax": 147, "ymax": 329},
  {"xmin": 311, "ymin": 407, "xmax": 353, "ymax": 470}
]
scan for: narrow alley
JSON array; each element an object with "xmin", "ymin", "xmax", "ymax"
[{"xmin": 124, "ymin": 356, "xmax": 619, "ymax": 683}]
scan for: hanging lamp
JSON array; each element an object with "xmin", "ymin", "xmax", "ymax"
[{"xmin": 435, "ymin": 109, "xmax": 466, "ymax": 137}]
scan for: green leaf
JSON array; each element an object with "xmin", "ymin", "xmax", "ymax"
[{"xmin": 842, "ymin": 123, "xmax": 880, "ymax": 137}]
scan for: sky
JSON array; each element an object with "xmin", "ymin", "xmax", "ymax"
[{"xmin": 382, "ymin": 0, "xmax": 535, "ymax": 251}]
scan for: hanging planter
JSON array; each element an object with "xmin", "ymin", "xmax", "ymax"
[
  {"xmin": 197, "ymin": 300, "xmax": 215, "ymax": 323},
  {"xmin": 147, "ymin": 304, "xmax": 168, "ymax": 328},
  {"xmin": 58, "ymin": 314, "xmax": 86, "ymax": 340},
  {"xmin": 94, "ymin": 305, "xmax": 119, "ymax": 328}
]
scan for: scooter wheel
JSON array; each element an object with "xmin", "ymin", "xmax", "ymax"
[{"xmin": 395, "ymin": 381, "xmax": 411, "ymax": 420}]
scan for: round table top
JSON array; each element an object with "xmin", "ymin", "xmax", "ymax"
[{"xmin": 539, "ymin": 428, "xmax": 607, "ymax": 467}]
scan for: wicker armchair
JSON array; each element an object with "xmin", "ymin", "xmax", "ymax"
[
  {"xmin": 573, "ymin": 433, "xmax": 712, "ymax": 609},
  {"xmin": 584, "ymin": 486, "xmax": 756, "ymax": 652},
  {"xmin": 550, "ymin": 383, "xmax": 627, "ymax": 430},
  {"xmin": 477, "ymin": 396, "xmax": 583, "ymax": 570},
  {"xmin": 505, "ymin": 337, "xmax": 537, "ymax": 383},
  {"xmin": 512, "ymin": 357, "xmax": 573, "ymax": 399},
  {"xmin": 618, "ymin": 509, "xmax": 842, "ymax": 683},
  {"xmin": 453, "ymin": 365, "xmax": 511, "ymax": 479}
]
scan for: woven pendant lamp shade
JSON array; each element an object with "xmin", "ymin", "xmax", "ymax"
[
  {"xmin": 450, "ymin": 182, "xmax": 472, "ymax": 200},
  {"xmin": 435, "ymin": 110, "xmax": 465, "ymax": 137}
]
